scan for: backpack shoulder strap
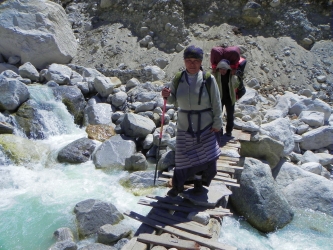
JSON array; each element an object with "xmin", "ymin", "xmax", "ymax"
[
  {"xmin": 198, "ymin": 71, "xmax": 212, "ymax": 105},
  {"xmin": 172, "ymin": 71, "xmax": 185, "ymax": 94},
  {"xmin": 204, "ymin": 72, "xmax": 212, "ymax": 97}
]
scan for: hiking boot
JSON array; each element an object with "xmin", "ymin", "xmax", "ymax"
[
  {"xmin": 167, "ymin": 186, "xmax": 183, "ymax": 197},
  {"xmin": 193, "ymin": 179, "xmax": 203, "ymax": 195}
]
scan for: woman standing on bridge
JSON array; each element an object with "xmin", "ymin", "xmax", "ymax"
[{"xmin": 161, "ymin": 45, "xmax": 223, "ymax": 197}]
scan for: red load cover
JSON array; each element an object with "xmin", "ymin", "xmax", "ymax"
[{"xmin": 210, "ymin": 46, "xmax": 241, "ymax": 70}]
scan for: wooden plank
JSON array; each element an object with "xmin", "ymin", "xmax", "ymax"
[
  {"xmin": 137, "ymin": 233, "xmax": 200, "ymax": 250},
  {"xmin": 147, "ymin": 213, "xmax": 213, "ymax": 238},
  {"xmin": 217, "ymin": 160, "xmax": 238, "ymax": 166},
  {"xmin": 146, "ymin": 195, "xmax": 231, "ymax": 213},
  {"xmin": 138, "ymin": 199, "xmax": 199, "ymax": 213},
  {"xmin": 122, "ymin": 237, "xmax": 148, "ymax": 250},
  {"xmin": 158, "ymin": 177, "xmax": 170, "ymax": 183},
  {"xmin": 216, "ymin": 172, "xmax": 230, "ymax": 178},
  {"xmin": 217, "ymin": 167, "xmax": 235, "ymax": 174},
  {"xmin": 217, "ymin": 163, "xmax": 243, "ymax": 170},
  {"xmin": 152, "ymin": 209, "xmax": 206, "ymax": 228},
  {"xmin": 161, "ymin": 171, "xmax": 173, "ymax": 177},
  {"xmin": 213, "ymin": 175, "xmax": 237, "ymax": 183},
  {"xmin": 212, "ymin": 179, "xmax": 240, "ymax": 188},
  {"xmin": 218, "ymin": 156, "xmax": 239, "ymax": 162},
  {"xmin": 138, "ymin": 199, "xmax": 232, "ymax": 216},
  {"xmin": 164, "ymin": 171, "xmax": 230, "ymax": 178},
  {"xmin": 125, "ymin": 211, "xmax": 237, "ymax": 250},
  {"xmin": 221, "ymin": 142, "xmax": 241, "ymax": 147}
]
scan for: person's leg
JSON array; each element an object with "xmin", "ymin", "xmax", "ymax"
[
  {"xmin": 167, "ymin": 167, "xmax": 187, "ymax": 197},
  {"xmin": 220, "ymin": 101, "xmax": 225, "ymax": 140},
  {"xmin": 201, "ymin": 160, "xmax": 217, "ymax": 187},
  {"xmin": 225, "ymin": 102, "xmax": 235, "ymax": 135}
]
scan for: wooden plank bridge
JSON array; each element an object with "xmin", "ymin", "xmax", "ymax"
[{"xmin": 123, "ymin": 129, "xmax": 251, "ymax": 250}]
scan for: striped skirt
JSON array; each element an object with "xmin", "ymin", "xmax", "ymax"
[{"xmin": 175, "ymin": 125, "xmax": 221, "ymax": 170}]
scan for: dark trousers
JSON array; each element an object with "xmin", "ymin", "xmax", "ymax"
[
  {"xmin": 221, "ymin": 99, "xmax": 235, "ymax": 134},
  {"xmin": 172, "ymin": 160, "xmax": 217, "ymax": 188}
]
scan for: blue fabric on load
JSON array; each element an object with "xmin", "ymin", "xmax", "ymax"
[{"xmin": 183, "ymin": 45, "xmax": 204, "ymax": 60}]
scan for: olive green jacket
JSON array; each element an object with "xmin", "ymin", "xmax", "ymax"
[{"xmin": 213, "ymin": 72, "xmax": 240, "ymax": 105}]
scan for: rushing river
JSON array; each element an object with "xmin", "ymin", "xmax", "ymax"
[{"xmin": 0, "ymin": 85, "xmax": 332, "ymax": 250}]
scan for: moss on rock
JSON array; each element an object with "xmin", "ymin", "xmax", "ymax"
[{"xmin": 0, "ymin": 134, "xmax": 50, "ymax": 165}]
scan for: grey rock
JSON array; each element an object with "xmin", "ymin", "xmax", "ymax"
[
  {"xmin": 93, "ymin": 134, "xmax": 136, "ymax": 169},
  {"xmin": 240, "ymin": 135, "xmax": 284, "ymax": 168},
  {"xmin": 289, "ymin": 98, "xmax": 331, "ymax": 121},
  {"xmin": 0, "ymin": 0, "xmax": 77, "ymax": 69},
  {"xmin": 49, "ymin": 241, "xmax": 77, "ymax": 250},
  {"xmin": 84, "ymin": 103, "xmax": 114, "ymax": 126},
  {"xmin": 18, "ymin": 62, "xmax": 39, "ymax": 82},
  {"xmin": 273, "ymin": 161, "xmax": 333, "ymax": 216},
  {"xmin": 157, "ymin": 150, "xmax": 175, "ymax": 171},
  {"xmin": 299, "ymin": 162, "xmax": 323, "ymax": 175},
  {"xmin": 124, "ymin": 153, "xmax": 148, "ymax": 171},
  {"xmin": 0, "ymin": 75, "xmax": 30, "ymax": 111},
  {"xmin": 80, "ymin": 243, "xmax": 116, "ymax": 250},
  {"xmin": 299, "ymin": 111, "xmax": 325, "ymax": 127},
  {"xmin": 120, "ymin": 113, "xmax": 156, "ymax": 138},
  {"xmin": 97, "ymin": 224, "xmax": 131, "ymax": 244},
  {"xmin": 120, "ymin": 170, "xmax": 164, "ymax": 188},
  {"xmin": 53, "ymin": 227, "xmax": 75, "ymax": 242},
  {"xmin": 260, "ymin": 118, "xmax": 295, "ymax": 157},
  {"xmin": 0, "ymin": 121, "xmax": 14, "ymax": 134},
  {"xmin": 0, "ymin": 63, "xmax": 18, "ymax": 74},
  {"xmin": 94, "ymin": 76, "xmax": 116, "ymax": 98},
  {"xmin": 45, "ymin": 63, "xmax": 72, "ymax": 85},
  {"xmin": 57, "ymin": 137, "xmax": 96, "ymax": 164},
  {"xmin": 111, "ymin": 91, "xmax": 127, "ymax": 107},
  {"xmin": 74, "ymin": 199, "xmax": 124, "ymax": 237},
  {"xmin": 231, "ymin": 158, "xmax": 294, "ymax": 233},
  {"xmin": 8, "ymin": 55, "xmax": 20, "ymax": 65},
  {"xmin": 300, "ymin": 126, "xmax": 333, "ymax": 150}
]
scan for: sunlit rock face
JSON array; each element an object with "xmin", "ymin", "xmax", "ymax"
[{"xmin": 0, "ymin": 0, "xmax": 78, "ymax": 69}]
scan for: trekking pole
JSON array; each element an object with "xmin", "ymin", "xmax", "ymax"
[{"xmin": 154, "ymin": 97, "xmax": 167, "ymax": 186}]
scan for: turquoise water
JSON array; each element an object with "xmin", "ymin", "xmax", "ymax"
[
  {"xmin": 219, "ymin": 209, "xmax": 333, "ymax": 250},
  {"xmin": 1, "ymin": 141, "xmax": 332, "ymax": 250},
  {"xmin": 0, "ymin": 85, "xmax": 332, "ymax": 250}
]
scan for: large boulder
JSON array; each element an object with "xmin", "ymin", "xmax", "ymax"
[
  {"xmin": 18, "ymin": 62, "xmax": 39, "ymax": 82},
  {"xmin": 120, "ymin": 113, "xmax": 156, "ymax": 138},
  {"xmin": 300, "ymin": 126, "xmax": 333, "ymax": 150},
  {"xmin": 45, "ymin": 64, "xmax": 72, "ymax": 85},
  {"xmin": 0, "ymin": 75, "xmax": 30, "ymax": 111},
  {"xmin": 57, "ymin": 137, "xmax": 96, "ymax": 164},
  {"xmin": 273, "ymin": 161, "xmax": 333, "ymax": 216},
  {"xmin": 239, "ymin": 135, "xmax": 284, "ymax": 168},
  {"xmin": 0, "ymin": 0, "xmax": 77, "ymax": 69},
  {"xmin": 230, "ymin": 158, "xmax": 294, "ymax": 233},
  {"xmin": 260, "ymin": 118, "xmax": 295, "ymax": 157},
  {"xmin": 124, "ymin": 153, "xmax": 148, "ymax": 171},
  {"xmin": 74, "ymin": 199, "xmax": 124, "ymax": 238},
  {"xmin": 289, "ymin": 98, "xmax": 331, "ymax": 121},
  {"xmin": 84, "ymin": 103, "xmax": 115, "ymax": 126},
  {"xmin": 93, "ymin": 134, "xmax": 136, "ymax": 169}
]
